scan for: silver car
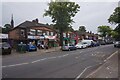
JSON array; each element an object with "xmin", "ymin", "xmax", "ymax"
[{"xmin": 114, "ymin": 41, "xmax": 120, "ymax": 48}]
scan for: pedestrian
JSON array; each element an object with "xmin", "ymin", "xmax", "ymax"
[
  {"xmin": 37, "ymin": 42, "xmax": 41, "ymax": 49},
  {"xmin": 45, "ymin": 42, "xmax": 48, "ymax": 49}
]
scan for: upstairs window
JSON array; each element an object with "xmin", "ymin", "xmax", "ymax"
[
  {"xmin": 37, "ymin": 30, "xmax": 42, "ymax": 35},
  {"xmin": 46, "ymin": 31, "xmax": 49, "ymax": 35},
  {"xmin": 20, "ymin": 29, "xmax": 25, "ymax": 35},
  {"xmin": 50, "ymin": 32, "xmax": 54, "ymax": 36},
  {"xmin": 29, "ymin": 29, "xmax": 36, "ymax": 35}
]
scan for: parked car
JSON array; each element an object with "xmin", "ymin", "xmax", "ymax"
[
  {"xmin": 81, "ymin": 40, "xmax": 94, "ymax": 47},
  {"xmin": 114, "ymin": 41, "xmax": 120, "ymax": 48},
  {"xmin": 0, "ymin": 42, "xmax": 12, "ymax": 55},
  {"xmin": 26, "ymin": 44, "xmax": 37, "ymax": 51},
  {"xmin": 98, "ymin": 40, "xmax": 106, "ymax": 45},
  {"xmin": 62, "ymin": 44, "xmax": 77, "ymax": 51},
  {"xmin": 75, "ymin": 42, "xmax": 88, "ymax": 49},
  {"xmin": 92, "ymin": 41, "xmax": 100, "ymax": 47}
]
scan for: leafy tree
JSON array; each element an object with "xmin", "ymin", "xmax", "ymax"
[
  {"xmin": 78, "ymin": 26, "xmax": 86, "ymax": 32},
  {"xmin": 98, "ymin": 25, "xmax": 112, "ymax": 37},
  {"xmin": 2, "ymin": 24, "xmax": 12, "ymax": 33},
  {"xmin": 44, "ymin": 0, "xmax": 80, "ymax": 46},
  {"xmin": 108, "ymin": 7, "xmax": 120, "ymax": 24},
  {"xmin": 108, "ymin": 7, "xmax": 120, "ymax": 40}
]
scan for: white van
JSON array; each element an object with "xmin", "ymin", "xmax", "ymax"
[{"xmin": 81, "ymin": 40, "xmax": 94, "ymax": 47}]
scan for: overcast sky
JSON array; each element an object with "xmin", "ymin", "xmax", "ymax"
[{"xmin": 1, "ymin": 0, "xmax": 119, "ymax": 33}]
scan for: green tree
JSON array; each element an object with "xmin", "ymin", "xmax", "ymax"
[
  {"xmin": 78, "ymin": 26, "xmax": 86, "ymax": 32},
  {"xmin": 108, "ymin": 7, "xmax": 120, "ymax": 24},
  {"xmin": 2, "ymin": 24, "xmax": 11, "ymax": 33},
  {"xmin": 108, "ymin": 7, "xmax": 120, "ymax": 40},
  {"xmin": 98, "ymin": 25, "xmax": 112, "ymax": 37},
  {"xmin": 44, "ymin": 0, "xmax": 80, "ymax": 46}
]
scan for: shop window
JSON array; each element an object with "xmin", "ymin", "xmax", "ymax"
[{"xmin": 63, "ymin": 33, "xmax": 66, "ymax": 37}]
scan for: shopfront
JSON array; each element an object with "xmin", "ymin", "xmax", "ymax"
[
  {"xmin": 28, "ymin": 35, "xmax": 45, "ymax": 45},
  {"xmin": 44, "ymin": 35, "xmax": 58, "ymax": 47}
]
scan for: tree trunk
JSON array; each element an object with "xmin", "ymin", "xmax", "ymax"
[{"xmin": 60, "ymin": 28, "xmax": 63, "ymax": 48}]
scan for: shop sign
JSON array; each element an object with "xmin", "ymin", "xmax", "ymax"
[
  {"xmin": 0, "ymin": 34, "xmax": 8, "ymax": 39},
  {"xmin": 28, "ymin": 35, "xmax": 44, "ymax": 39},
  {"xmin": 44, "ymin": 34, "xmax": 57, "ymax": 40}
]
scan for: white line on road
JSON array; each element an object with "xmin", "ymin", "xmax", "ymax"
[
  {"xmin": 2, "ymin": 63, "xmax": 29, "ymax": 68},
  {"xmin": 31, "ymin": 60, "xmax": 42, "ymax": 63},
  {"xmin": 86, "ymin": 50, "xmax": 118, "ymax": 78},
  {"xmin": 75, "ymin": 66, "xmax": 92, "ymax": 80}
]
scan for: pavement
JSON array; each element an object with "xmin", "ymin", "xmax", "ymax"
[
  {"xmin": 7, "ymin": 46, "xmax": 61, "ymax": 57},
  {"xmin": 86, "ymin": 50, "xmax": 119, "ymax": 78},
  {"xmin": 2, "ymin": 44, "xmax": 119, "ymax": 78}
]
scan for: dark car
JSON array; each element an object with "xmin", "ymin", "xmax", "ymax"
[
  {"xmin": 93, "ymin": 41, "xmax": 100, "ymax": 47},
  {"xmin": 114, "ymin": 41, "xmax": 120, "ymax": 48},
  {"xmin": 62, "ymin": 44, "xmax": 77, "ymax": 51},
  {"xmin": 0, "ymin": 42, "xmax": 12, "ymax": 55},
  {"xmin": 98, "ymin": 40, "xmax": 106, "ymax": 45}
]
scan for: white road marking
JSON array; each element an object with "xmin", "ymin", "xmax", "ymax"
[
  {"xmin": 31, "ymin": 58, "xmax": 48, "ymax": 63},
  {"xmin": 58, "ymin": 56, "xmax": 63, "ymax": 58},
  {"xmin": 75, "ymin": 57, "xmax": 79, "ymax": 59},
  {"xmin": 106, "ymin": 51, "xmax": 118, "ymax": 60},
  {"xmin": 86, "ymin": 50, "xmax": 118, "ymax": 78},
  {"xmin": 2, "ymin": 63, "xmax": 29, "ymax": 68},
  {"xmin": 75, "ymin": 66, "xmax": 92, "ymax": 80},
  {"xmin": 49, "ymin": 57, "xmax": 56, "ymax": 59},
  {"xmin": 31, "ymin": 60, "xmax": 41, "ymax": 63}
]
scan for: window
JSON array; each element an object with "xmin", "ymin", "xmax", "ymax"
[
  {"xmin": 63, "ymin": 33, "xmax": 66, "ymax": 37},
  {"xmin": 43, "ymin": 33, "xmax": 46, "ymax": 35},
  {"xmin": 37, "ymin": 30, "xmax": 42, "ymax": 35},
  {"xmin": 29, "ymin": 29, "xmax": 36, "ymax": 35},
  {"xmin": 50, "ymin": 32, "xmax": 54, "ymax": 36},
  {"xmin": 20, "ymin": 29, "xmax": 25, "ymax": 35},
  {"xmin": 46, "ymin": 31, "xmax": 49, "ymax": 35}
]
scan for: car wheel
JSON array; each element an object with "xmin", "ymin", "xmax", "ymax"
[
  {"xmin": 114, "ymin": 45, "xmax": 116, "ymax": 47},
  {"xmin": 9, "ymin": 51, "xmax": 11, "ymax": 54},
  {"xmin": 81, "ymin": 46, "xmax": 83, "ymax": 49},
  {"xmin": 68, "ymin": 48, "xmax": 70, "ymax": 51},
  {"xmin": 35, "ymin": 49, "xmax": 37, "ymax": 51}
]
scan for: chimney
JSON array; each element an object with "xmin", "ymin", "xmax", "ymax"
[{"xmin": 32, "ymin": 18, "xmax": 39, "ymax": 23}]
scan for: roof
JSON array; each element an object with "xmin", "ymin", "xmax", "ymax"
[
  {"xmin": 16, "ymin": 21, "xmax": 47, "ymax": 28},
  {"xmin": 10, "ymin": 21, "xmax": 57, "ymax": 32}
]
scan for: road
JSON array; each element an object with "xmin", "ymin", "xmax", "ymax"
[{"xmin": 2, "ymin": 44, "xmax": 119, "ymax": 78}]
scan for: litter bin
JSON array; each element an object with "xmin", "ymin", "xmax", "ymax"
[{"xmin": 16, "ymin": 44, "xmax": 26, "ymax": 53}]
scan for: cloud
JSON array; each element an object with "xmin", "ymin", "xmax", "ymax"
[{"xmin": 1, "ymin": 2, "xmax": 118, "ymax": 34}]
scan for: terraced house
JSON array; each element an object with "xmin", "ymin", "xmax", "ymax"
[{"xmin": 8, "ymin": 19, "xmax": 59, "ymax": 48}]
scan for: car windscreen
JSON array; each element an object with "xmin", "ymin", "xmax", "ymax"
[{"xmin": 2, "ymin": 43, "xmax": 10, "ymax": 47}]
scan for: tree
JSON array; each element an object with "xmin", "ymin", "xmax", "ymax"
[
  {"xmin": 108, "ymin": 7, "xmax": 120, "ymax": 24},
  {"xmin": 98, "ymin": 25, "xmax": 112, "ymax": 37},
  {"xmin": 2, "ymin": 24, "xmax": 12, "ymax": 33},
  {"xmin": 108, "ymin": 7, "xmax": 120, "ymax": 40},
  {"xmin": 44, "ymin": 0, "xmax": 80, "ymax": 46},
  {"xmin": 78, "ymin": 26, "xmax": 86, "ymax": 33}
]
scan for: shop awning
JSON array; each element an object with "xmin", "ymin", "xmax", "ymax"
[{"xmin": 44, "ymin": 34, "xmax": 57, "ymax": 40}]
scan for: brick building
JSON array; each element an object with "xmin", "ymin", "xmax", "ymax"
[{"xmin": 8, "ymin": 20, "xmax": 59, "ymax": 48}]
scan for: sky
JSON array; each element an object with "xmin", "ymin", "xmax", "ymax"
[{"xmin": 1, "ymin": 0, "xmax": 119, "ymax": 34}]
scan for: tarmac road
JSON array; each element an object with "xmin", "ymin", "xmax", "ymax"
[{"xmin": 2, "ymin": 44, "xmax": 119, "ymax": 78}]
